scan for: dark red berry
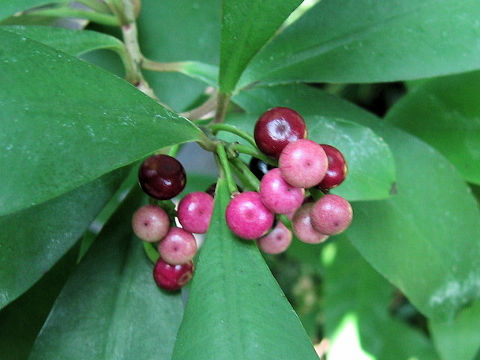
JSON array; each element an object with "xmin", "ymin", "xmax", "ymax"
[
  {"xmin": 138, "ymin": 154, "xmax": 186, "ymax": 200},
  {"xmin": 249, "ymin": 157, "xmax": 274, "ymax": 180},
  {"xmin": 318, "ymin": 144, "xmax": 348, "ymax": 190},
  {"xmin": 254, "ymin": 107, "xmax": 307, "ymax": 158},
  {"xmin": 153, "ymin": 258, "xmax": 194, "ymax": 291}
]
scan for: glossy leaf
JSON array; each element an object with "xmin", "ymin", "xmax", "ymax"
[
  {"xmin": 0, "ymin": 247, "xmax": 77, "ymax": 360},
  {"xmin": 231, "ymin": 91, "xmax": 396, "ymax": 201},
  {"xmin": 235, "ymin": 84, "xmax": 480, "ymax": 320},
  {"xmin": 429, "ymin": 301, "xmax": 480, "ymax": 360},
  {"xmin": 219, "ymin": 0, "xmax": 301, "ymax": 93},
  {"xmin": 386, "ymin": 71, "xmax": 480, "ymax": 184},
  {"xmin": 172, "ymin": 177, "xmax": 319, "ymax": 360},
  {"xmin": 138, "ymin": 0, "xmax": 221, "ymax": 111},
  {"xmin": 324, "ymin": 239, "xmax": 439, "ymax": 360},
  {"xmin": 0, "ymin": 29, "xmax": 203, "ymax": 216},
  {"xmin": 0, "ymin": 0, "xmax": 67, "ymax": 21},
  {"xmin": 0, "ymin": 167, "xmax": 129, "ymax": 310},
  {"xmin": 0, "ymin": 25, "xmax": 126, "ymax": 58},
  {"xmin": 29, "ymin": 190, "xmax": 184, "ymax": 360},
  {"xmin": 238, "ymin": 0, "xmax": 480, "ymax": 87}
]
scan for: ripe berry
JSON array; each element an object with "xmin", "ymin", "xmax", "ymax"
[
  {"xmin": 138, "ymin": 154, "xmax": 186, "ymax": 200},
  {"xmin": 131, "ymin": 204, "xmax": 170, "ymax": 242},
  {"xmin": 318, "ymin": 144, "xmax": 348, "ymax": 190},
  {"xmin": 158, "ymin": 227, "xmax": 197, "ymax": 265},
  {"xmin": 225, "ymin": 191, "xmax": 274, "ymax": 240},
  {"xmin": 260, "ymin": 168, "xmax": 304, "ymax": 214},
  {"xmin": 177, "ymin": 192, "xmax": 214, "ymax": 234},
  {"xmin": 249, "ymin": 158, "xmax": 274, "ymax": 179},
  {"xmin": 310, "ymin": 194, "xmax": 353, "ymax": 235},
  {"xmin": 153, "ymin": 258, "xmax": 194, "ymax": 291},
  {"xmin": 292, "ymin": 203, "xmax": 329, "ymax": 244},
  {"xmin": 257, "ymin": 222, "xmax": 292, "ymax": 254},
  {"xmin": 279, "ymin": 139, "xmax": 328, "ymax": 188},
  {"xmin": 254, "ymin": 107, "xmax": 307, "ymax": 158}
]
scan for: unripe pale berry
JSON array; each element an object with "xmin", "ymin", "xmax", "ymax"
[
  {"xmin": 292, "ymin": 203, "xmax": 329, "ymax": 244},
  {"xmin": 132, "ymin": 204, "xmax": 170, "ymax": 242},
  {"xmin": 279, "ymin": 139, "xmax": 328, "ymax": 188},
  {"xmin": 254, "ymin": 107, "xmax": 307, "ymax": 158},
  {"xmin": 225, "ymin": 191, "xmax": 274, "ymax": 240},
  {"xmin": 138, "ymin": 154, "xmax": 186, "ymax": 200},
  {"xmin": 260, "ymin": 168, "xmax": 304, "ymax": 214},
  {"xmin": 158, "ymin": 227, "xmax": 197, "ymax": 265},
  {"xmin": 257, "ymin": 222, "xmax": 292, "ymax": 254},
  {"xmin": 311, "ymin": 194, "xmax": 353, "ymax": 235},
  {"xmin": 177, "ymin": 192, "xmax": 214, "ymax": 234},
  {"xmin": 153, "ymin": 258, "xmax": 194, "ymax": 291},
  {"xmin": 318, "ymin": 144, "xmax": 348, "ymax": 190}
]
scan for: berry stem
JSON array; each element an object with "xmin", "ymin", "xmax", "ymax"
[
  {"xmin": 28, "ymin": 6, "xmax": 120, "ymax": 26},
  {"xmin": 231, "ymin": 143, "xmax": 277, "ymax": 167},
  {"xmin": 142, "ymin": 58, "xmax": 185, "ymax": 72},
  {"xmin": 216, "ymin": 143, "xmax": 238, "ymax": 194},
  {"xmin": 76, "ymin": 0, "xmax": 113, "ymax": 13},
  {"xmin": 230, "ymin": 158, "xmax": 260, "ymax": 190},
  {"xmin": 277, "ymin": 214, "xmax": 294, "ymax": 232},
  {"xmin": 309, "ymin": 187, "xmax": 326, "ymax": 201},
  {"xmin": 213, "ymin": 93, "xmax": 230, "ymax": 124},
  {"xmin": 229, "ymin": 160, "xmax": 258, "ymax": 191},
  {"xmin": 209, "ymin": 124, "xmax": 257, "ymax": 148},
  {"xmin": 143, "ymin": 242, "xmax": 160, "ymax": 264}
]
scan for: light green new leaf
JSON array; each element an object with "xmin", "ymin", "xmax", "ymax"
[
  {"xmin": 138, "ymin": 0, "xmax": 221, "ymax": 111},
  {"xmin": 238, "ymin": 0, "xmax": 480, "ymax": 88},
  {"xmin": 233, "ymin": 88, "xmax": 396, "ymax": 201},
  {"xmin": 0, "ymin": 29, "xmax": 203, "ymax": 216},
  {"xmin": 0, "ymin": 25, "xmax": 126, "ymax": 59},
  {"xmin": 0, "ymin": 0, "xmax": 67, "ymax": 21},
  {"xmin": 29, "ymin": 190, "xmax": 184, "ymax": 360},
  {"xmin": 0, "ymin": 167, "xmax": 129, "ymax": 310},
  {"xmin": 219, "ymin": 0, "xmax": 301, "ymax": 93},
  {"xmin": 235, "ymin": 84, "xmax": 480, "ymax": 320},
  {"xmin": 324, "ymin": 240, "xmax": 439, "ymax": 360},
  {"xmin": 172, "ymin": 177, "xmax": 319, "ymax": 360},
  {"xmin": 386, "ymin": 71, "xmax": 480, "ymax": 185},
  {"xmin": 429, "ymin": 301, "xmax": 480, "ymax": 360}
]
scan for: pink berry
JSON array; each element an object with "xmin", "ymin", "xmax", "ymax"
[
  {"xmin": 318, "ymin": 144, "xmax": 348, "ymax": 190},
  {"xmin": 158, "ymin": 227, "xmax": 197, "ymax": 265},
  {"xmin": 131, "ymin": 204, "xmax": 170, "ymax": 242},
  {"xmin": 257, "ymin": 222, "xmax": 292, "ymax": 254},
  {"xmin": 279, "ymin": 139, "xmax": 328, "ymax": 188},
  {"xmin": 311, "ymin": 194, "xmax": 353, "ymax": 235},
  {"xmin": 177, "ymin": 192, "xmax": 214, "ymax": 234},
  {"xmin": 254, "ymin": 107, "xmax": 307, "ymax": 158},
  {"xmin": 292, "ymin": 203, "xmax": 329, "ymax": 244},
  {"xmin": 225, "ymin": 191, "xmax": 274, "ymax": 240},
  {"xmin": 153, "ymin": 258, "xmax": 194, "ymax": 291},
  {"xmin": 260, "ymin": 168, "xmax": 304, "ymax": 214}
]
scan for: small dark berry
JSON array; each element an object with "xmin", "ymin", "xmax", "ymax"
[
  {"xmin": 318, "ymin": 144, "xmax": 348, "ymax": 190},
  {"xmin": 205, "ymin": 183, "xmax": 217, "ymax": 197},
  {"xmin": 248, "ymin": 158, "xmax": 274, "ymax": 180},
  {"xmin": 138, "ymin": 154, "xmax": 186, "ymax": 200},
  {"xmin": 254, "ymin": 107, "xmax": 307, "ymax": 158},
  {"xmin": 153, "ymin": 258, "xmax": 194, "ymax": 291}
]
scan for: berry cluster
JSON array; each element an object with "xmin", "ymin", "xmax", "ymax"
[
  {"xmin": 132, "ymin": 154, "xmax": 214, "ymax": 291},
  {"xmin": 226, "ymin": 107, "xmax": 352, "ymax": 251}
]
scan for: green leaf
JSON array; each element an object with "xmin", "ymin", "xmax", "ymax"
[
  {"xmin": 29, "ymin": 189, "xmax": 184, "ymax": 360},
  {"xmin": 232, "ymin": 88, "xmax": 396, "ymax": 201},
  {"xmin": 219, "ymin": 0, "xmax": 301, "ymax": 93},
  {"xmin": 429, "ymin": 301, "xmax": 480, "ymax": 360},
  {"xmin": 0, "ymin": 0, "xmax": 67, "ymax": 21},
  {"xmin": 172, "ymin": 177, "xmax": 319, "ymax": 360},
  {"xmin": 238, "ymin": 0, "xmax": 480, "ymax": 87},
  {"xmin": 386, "ymin": 71, "xmax": 480, "ymax": 185},
  {"xmin": 0, "ymin": 29, "xmax": 203, "ymax": 216},
  {"xmin": 324, "ymin": 240, "xmax": 439, "ymax": 360},
  {"xmin": 0, "ymin": 167, "xmax": 129, "ymax": 310},
  {"xmin": 0, "ymin": 25, "xmax": 126, "ymax": 58},
  {"xmin": 235, "ymin": 83, "xmax": 480, "ymax": 320},
  {"xmin": 0, "ymin": 247, "xmax": 77, "ymax": 360},
  {"xmin": 138, "ymin": 0, "xmax": 221, "ymax": 111}
]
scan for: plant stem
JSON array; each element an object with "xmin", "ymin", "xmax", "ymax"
[
  {"xmin": 213, "ymin": 92, "xmax": 230, "ymax": 124},
  {"xmin": 180, "ymin": 93, "xmax": 217, "ymax": 120},
  {"xmin": 277, "ymin": 214, "xmax": 293, "ymax": 232},
  {"xmin": 143, "ymin": 242, "xmax": 160, "ymax": 263},
  {"xmin": 142, "ymin": 58, "xmax": 185, "ymax": 72},
  {"xmin": 216, "ymin": 143, "xmax": 238, "ymax": 194},
  {"xmin": 231, "ymin": 143, "xmax": 277, "ymax": 167},
  {"xmin": 230, "ymin": 158, "xmax": 260, "ymax": 191},
  {"xmin": 29, "ymin": 7, "xmax": 120, "ymax": 26},
  {"xmin": 210, "ymin": 123, "xmax": 257, "ymax": 148}
]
